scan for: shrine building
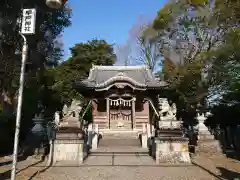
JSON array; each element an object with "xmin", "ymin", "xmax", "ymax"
[{"xmin": 75, "ymin": 65, "xmax": 168, "ymax": 132}]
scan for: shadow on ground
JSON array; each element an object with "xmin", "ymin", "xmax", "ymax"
[
  {"xmin": 218, "ymin": 167, "xmax": 240, "ymax": 180},
  {"xmin": 192, "ymin": 161, "xmax": 240, "ymax": 180},
  {"xmin": 192, "ymin": 162, "xmax": 222, "ymax": 180},
  {"xmin": 0, "ymin": 158, "xmax": 49, "ymax": 180},
  {"xmin": 0, "ymin": 155, "xmax": 29, "ymax": 167}
]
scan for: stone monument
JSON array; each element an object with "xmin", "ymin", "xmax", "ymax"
[
  {"xmin": 52, "ymin": 100, "xmax": 86, "ymax": 165},
  {"xmin": 154, "ymin": 98, "xmax": 191, "ymax": 164}
]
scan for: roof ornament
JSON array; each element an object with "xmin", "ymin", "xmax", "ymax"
[{"xmin": 117, "ymin": 72, "xmax": 124, "ymax": 76}]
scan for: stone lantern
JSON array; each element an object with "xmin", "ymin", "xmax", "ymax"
[
  {"xmin": 195, "ymin": 108, "xmax": 222, "ymax": 154},
  {"xmin": 195, "ymin": 112, "xmax": 212, "ymax": 140}
]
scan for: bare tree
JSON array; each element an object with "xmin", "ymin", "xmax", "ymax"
[
  {"xmin": 117, "ymin": 15, "xmax": 163, "ymax": 72},
  {"xmin": 115, "ymin": 43, "xmax": 132, "ymax": 66}
]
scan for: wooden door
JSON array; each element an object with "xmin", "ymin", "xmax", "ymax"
[{"xmin": 109, "ymin": 109, "xmax": 132, "ymax": 130}]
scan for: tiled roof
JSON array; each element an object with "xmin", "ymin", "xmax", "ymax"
[{"xmin": 75, "ymin": 65, "xmax": 168, "ymax": 91}]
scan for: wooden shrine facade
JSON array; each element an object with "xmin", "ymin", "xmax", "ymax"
[{"xmin": 75, "ymin": 65, "xmax": 168, "ymax": 131}]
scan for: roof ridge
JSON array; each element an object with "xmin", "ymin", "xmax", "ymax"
[{"xmin": 92, "ymin": 65, "xmax": 148, "ymax": 70}]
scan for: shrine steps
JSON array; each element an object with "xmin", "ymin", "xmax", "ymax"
[
  {"xmin": 94, "ymin": 129, "xmax": 147, "ymax": 153},
  {"xmin": 91, "ymin": 135, "xmax": 149, "ymax": 158},
  {"xmin": 86, "ymin": 129, "xmax": 155, "ymax": 166},
  {"xmin": 99, "ymin": 129, "xmax": 142, "ymax": 139}
]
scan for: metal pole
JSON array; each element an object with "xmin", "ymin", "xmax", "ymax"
[{"xmin": 11, "ymin": 33, "xmax": 28, "ymax": 180}]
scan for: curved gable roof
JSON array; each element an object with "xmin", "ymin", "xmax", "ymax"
[{"xmin": 75, "ymin": 65, "xmax": 168, "ymax": 91}]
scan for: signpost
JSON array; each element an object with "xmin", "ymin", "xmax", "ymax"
[
  {"xmin": 11, "ymin": 1, "xmax": 68, "ymax": 180},
  {"xmin": 10, "ymin": 8, "xmax": 36, "ymax": 180},
  {"xmin": 21, "ymin": 9, "xmax": 37, "ymax": 35}
]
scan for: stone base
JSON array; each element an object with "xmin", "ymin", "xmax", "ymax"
[
  {"xmin": 198, "ymin": 133, "xmax": 214, "ymax": 141},
  {"xmin": 154, "ymin": 137, "xmax": 191, "ymax": 164},
  {"xmin": 196, "ymin": 139, "xmax": 223, "ymax": 155},
  {"xmin": 53, "ymin": 139, "xmax": 87, "ymax": 165},
  {"xmin": 52, "ymin": 129, "xmax": 87, "ymax": 165},
  {"xmin": 156, "ymin": 152, "xmax": 191, "ymax": 164}
]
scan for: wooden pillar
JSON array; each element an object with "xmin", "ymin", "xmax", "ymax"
[
  {"xmin": 106, "ymin": 98, "xmax": 110, "ymax": 129},
  {"xmin": 132, "ymin": 97, "xmax": 136, "ymax": 129}
]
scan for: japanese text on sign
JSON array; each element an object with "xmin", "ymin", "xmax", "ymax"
[{"xmin": 21, "ymin": 8, "xmax": 36, "ymax": 35}]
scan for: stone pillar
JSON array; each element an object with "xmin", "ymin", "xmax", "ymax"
[
  {"xmin": 92, "ymin": 124, "xmax": 99, "ymax": 150},
  {"xmin": 147, "ymin": 123, "xmax": 151, "ymax": 138},
  {"xmin": 151, "ymin": 125, "xmax": 155, "ymax": 137},
  {"xmin": 132, "ymin": 97, "xmax": 136, "ymax": 129},
  {"xmin": 47, "ymin": 139, "xmax": 53, "ymax": 166},
  {"xmin": 106, "ymin": 98, "xmax": 110, "ymax": 129},
  {"xmin": 87, "ymin": 123, "xmax": 93, "ymax": 147},
  {"xmin": 141, "ymin": 123, "xmax": 148, "ymax": 148},
  {"xmin": 142, "ymin": 123, "xmax": 147, "ymax": 133}
]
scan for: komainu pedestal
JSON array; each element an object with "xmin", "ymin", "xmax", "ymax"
[
  {"xmin": 154, "ymin": 137, "xmax": 191, "ymax": 164},
  {"xmin": 153, "ymin": 98, "xmax": 191, "ymax": 164},
  {"xmin": 52, "ymin": 116, "xmax": 86, "ymax": 165}
]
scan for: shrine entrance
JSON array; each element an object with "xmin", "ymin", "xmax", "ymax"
[{"xmin": 107, "ymin": 96, "xmax": 136, "ymax": 130}]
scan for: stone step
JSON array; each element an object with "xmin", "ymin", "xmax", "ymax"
[
  {"xmin": 99, "ymin": 138, "xmax": 141, "ymax": 147},
  {"xmin": 100, "ymin": 130, "xmax": 140, "ymax": 139},
  {"xmin": 91, "ymin": 146, "xmax": 148, "ymax": 153},
  {"xmin": 85, "ymin": 150, "xmax": 154, "ymax": 166},
  {"xmin": 102, "ymin": 134, "xmax": 139, "ymax": 139}
]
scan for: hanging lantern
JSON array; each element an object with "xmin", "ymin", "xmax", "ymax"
[{"xmin": 46, "ymin": 0, "xmax": 68, "ymax": 9}]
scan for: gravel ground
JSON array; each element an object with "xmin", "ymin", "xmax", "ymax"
[
  {"xmin": 1, "ymin": 149, "xmax": 240, "ymax": 180},
  {"xmin": 32, "ymin": 166, "xmax": 218, "ymax": 180},
  {"xmin": 2, "ymin": 154, "xmax": 240, "ymax": 180}
]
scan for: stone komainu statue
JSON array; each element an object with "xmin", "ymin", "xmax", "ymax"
[
  {"xmin": 60, "ymin": 99, "xmax": 83, "ymax": 122},
  {"xmin": 158, "ymin": 98, "xmax": 177, "ymax": 121}
]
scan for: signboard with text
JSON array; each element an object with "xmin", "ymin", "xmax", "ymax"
[{"xmin": 21, "ymin": 8, "xmax": 36, "ymax": 35}]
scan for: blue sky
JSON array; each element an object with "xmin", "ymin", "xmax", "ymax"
[{"xmin": 63, "ymin": 0, "xmax": 167, "ymax": 59}]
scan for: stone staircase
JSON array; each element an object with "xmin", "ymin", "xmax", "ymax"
[
  {"xmin": 84, "ymin": 130, "xmax": 155, "ymax": 166},
  {"xmin": 95, "ymin": 130, "xmax": 143, "ymax": 152}
]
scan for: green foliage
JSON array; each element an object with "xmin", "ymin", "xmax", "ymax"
[
  {"xmin": 142, "ymin": 0, "xmax": 240, "ymax": 124},
  {"xmin": 0, "ymin": 0, "xmax": 71, "ymax": 101},
  {"xmin": 52, "ymin": 39, "xmax": 116, "ymax": 104},
  {"xmin": 0, "ymin": 0, "xmax": 71, "ymax": 151}
]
